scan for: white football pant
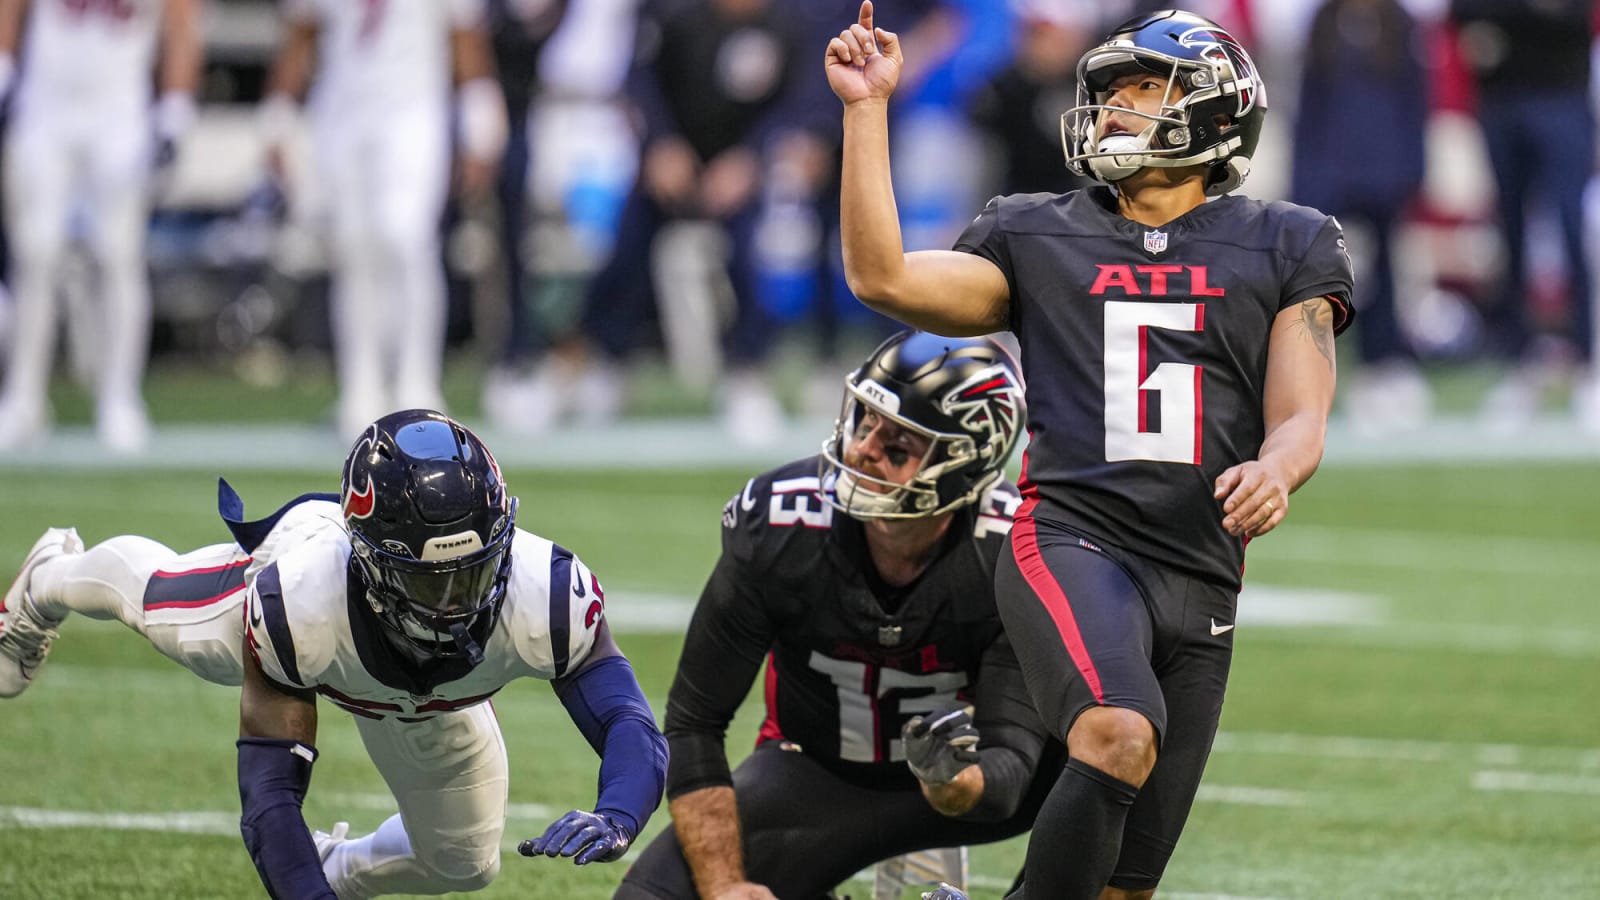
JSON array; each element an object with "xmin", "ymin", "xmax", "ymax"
[
  {"xmin": 311, "ymin": 106, "xmax": 450, "ymax": 440},
  {"xmin": 0, "ymin": 102, "xmax": 151, "ymax": 435}
]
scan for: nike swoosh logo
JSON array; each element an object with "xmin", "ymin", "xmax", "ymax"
[
  {"xmin": 1210, "ymin": 618, "xmax": 1234, "ymax": 636},
  {"xmin": 249, "ymin": 603, "xmax": 264, "ymax": 630}
]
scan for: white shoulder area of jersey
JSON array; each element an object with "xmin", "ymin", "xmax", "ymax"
[
  {"xmin": 245, "ymin": 499, "xmax": 346, "ymax": 582},
  {"xmin": 973, "ymin": 482, "xmax": 1024, "ymax": 539},
  {"xmin": 498, "ymin": 530, "xmax": 605, "ymax": 681},
  {"xmin": 245, "ymin": 524, "xmax": 350, "ymax": 688}
]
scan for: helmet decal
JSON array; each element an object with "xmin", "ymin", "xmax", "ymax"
[
  {"xmin": 342, "ymin": 430, "xmax": 378, "ymax": 520},
  {"xmin": 1177, "ymin": 26, "xmax": 1261, "ymax": 114},
  {"xmin": 943, "ymin": 365, "xmax": 1023, "ymax": 459}
]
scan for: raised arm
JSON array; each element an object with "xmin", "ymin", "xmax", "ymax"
[
  {"xmin": 827, "ymin": 0, "xmax": 1009, "ymax": 337},
  {"xmin": 237, "ymin": 648, "xmax": 334, "ymax": 899},
  {"xmin": 1213, "ymin": 296, "xmax": 1339, "ymax": 538}
]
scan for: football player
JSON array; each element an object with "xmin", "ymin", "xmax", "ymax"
[
  {"xmin": 0, "ymin": 409, "xmax": 667, "ymax": 897},
  {"xmin": 261, "ymin": 0, "xmax": 508, "ymax": 440},
  {"xmin": 614, "ymin": 331, "xmax": 1063, "ymax": 900},
  {"xmin": 0, "ymin": 0, "xmax": 202, "ymax": 452},
  {"xmin": 829, "ymin": 5, "xmax": 1354, "ymax": 898}
]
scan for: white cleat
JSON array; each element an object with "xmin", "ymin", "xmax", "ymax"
[
  {"xmin": 0, "ymin": 527, "xmax": 83, "ymax": 697},
  {"xmin": 312, "ymin": 821, "xmax": 351, "ymax": 864}
]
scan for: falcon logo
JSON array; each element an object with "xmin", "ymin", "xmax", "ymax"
[
  {"xmin": 1177, "ymin": 26, "xmax": 1263, "ymax": 115},
  {"xmin": 942, "ymin": 364, "xmax": 1022, "ymax": 462}
]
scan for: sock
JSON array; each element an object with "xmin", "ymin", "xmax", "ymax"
[{"xmin": 1018, "ymin": 757, "xmax": 1139, "ymax": 899}]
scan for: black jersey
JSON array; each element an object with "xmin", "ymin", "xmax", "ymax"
[
  {"xmin": 664, "ymin": 457, "xmax": 1047, "ymax": 799},
  {"xmin": 956, "ymin": 186, "xmax": 1354, "ymax": 588}
]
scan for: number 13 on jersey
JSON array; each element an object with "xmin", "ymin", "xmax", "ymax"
[{"xmin": 1103, "ymin": 301, "xmax": 1205, "ymax": 465}]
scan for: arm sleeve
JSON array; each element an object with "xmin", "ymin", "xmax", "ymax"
[
  {"xmin": 662, "ymin": 551, "xmax": 778, "ymax": 799},
  {"xmin": 237, "ymin": 738, "xmax": 336, "ymax": 900},
  {"xmin": 963, "ymin": 630, "xmax": 1050, "ymax": 822},
  {"xmin": 553, "ymin": 628, "xmax": 669, "ymax": 838}
]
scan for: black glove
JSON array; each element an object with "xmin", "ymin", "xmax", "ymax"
[
  {"xmin": 517, "ymin": 809, "xmax": 634, "ymax": 865},
  {"xmin": 901, "ymin": 704, "xmax": 980, "ymax": 785}
]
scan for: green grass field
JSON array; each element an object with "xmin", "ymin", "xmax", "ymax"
[{"xmin": 3, "ymin": 460, "xmax": 1598, "ymax": 899}]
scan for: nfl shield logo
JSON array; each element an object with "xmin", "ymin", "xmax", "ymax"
[{"xmin": 1144, "ymin": 229, "xmax": 1168, "ymax": 254}]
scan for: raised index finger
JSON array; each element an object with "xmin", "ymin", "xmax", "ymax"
[{"xmin": 859, "ymin": 0, "xmax": 874, "ymax": 33}]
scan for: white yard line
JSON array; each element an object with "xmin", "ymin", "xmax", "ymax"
[
  {"xmin": 1213, "ymin": 732, "xmax": 1600, "ymax": 770},
  {"xmin": 1471, "ymin": 771, "xmax": 1600, "ymax": 795},
  {"xmin": 0, "ymin": 807, "xmax": 237, "ymax": 835},
  {"xmin": 1195, "ymin": 785, "xmax": 1309, "ymax": 807}
]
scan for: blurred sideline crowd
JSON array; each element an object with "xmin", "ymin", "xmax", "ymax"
[{"xmin": 0, "ymin": 0, "xmax": 1594, "ymax": 454}]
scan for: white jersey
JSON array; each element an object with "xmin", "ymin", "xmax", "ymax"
[
  {"xmin": 286, "ymin": 0, "xmax": 484, "ymax": 116},
  {"xmin": 16, "ymin": 0, "xmax": 167, "ymax": 113},
  {"xmin": 243, "ymin": 501, "xmax": 604, "ymax": 722}
]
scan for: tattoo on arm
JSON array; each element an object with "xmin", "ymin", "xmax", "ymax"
[{"xmin": 1295, "ymin": 298, "xmax": 1336, "ymax": 369}]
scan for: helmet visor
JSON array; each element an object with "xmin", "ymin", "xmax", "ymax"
[{"xmin": 353, "ymin": 538, "xmax": 511, "ymax": 637}]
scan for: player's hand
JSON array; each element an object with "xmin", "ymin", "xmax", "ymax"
[
  {"xmin": 825, "ymin": 1, "xmax": 903, "ymax": 106},
  {"xmin": 901, "ymin": 704, "xmax": 980, "ymax": 785},
  {"xmin": 518, "ymin": 809, "xmax": 634, "ymax": 865},
  {"xmin": 1214, "ymin": 460, "xmax": 1289, "ymax": 537}
]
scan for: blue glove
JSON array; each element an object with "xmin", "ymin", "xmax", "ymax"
[
  {"xmin": 517, "ymin": 809, "xmax": 634, "ymax": 865},
  {"xmin": 901, "ymin": 704, "xmax": 980, "ymax": 785}
]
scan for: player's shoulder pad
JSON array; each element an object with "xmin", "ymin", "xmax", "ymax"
[
  {"xmin": 971, "ymin": 479, "xmax": 1024, "ymax": 543},
  {"xmin": 719, "ymin": 457, "xmax": 834, "ymax": 567},
  {"xmin": 244, "ymin": 526, "xmax": 348, "ymax": 690},
  {"xmin": 500, "ymin": 530, "xmax": 605, "ymax": 680},
  {"xmin": 1240, "ymin": 196, "xmax": 1344, "ymax": 250}
]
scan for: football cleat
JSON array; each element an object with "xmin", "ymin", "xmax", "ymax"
[
  {"xmin": 921, "ymin": 884, "xmax": 971, "ymax": 900},
  {"xmin": 0, "ymin": 527, "xmax": 83, "ymax": 698},
  {"xmin": 312, "ymin": 821, "xmax": 351, "ymax": 864}
]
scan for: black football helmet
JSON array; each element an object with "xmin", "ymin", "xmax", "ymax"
[
  {"xmin": 1062, "ymin": 9, "xmax": 1266, "ymax": 196},
  {"xmin": 341, "ymin": 409, "xmax": 517, "ymax": 665},
  {"xmin": 821, "ymin": 332, "xmax": 1026, "ymax": 519}
]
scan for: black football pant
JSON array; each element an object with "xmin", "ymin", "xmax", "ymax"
[
  {"xmin": 614, "ymin": 740, "xmax": 1055, "ymax": 899},
  {"xmin": 996, "ymin": 517, "xmax": 1235, "ymax": 893}
]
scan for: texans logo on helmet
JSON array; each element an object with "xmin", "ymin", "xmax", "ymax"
[
  {"xmin": 942, "ymin": 365, "xmax": 1021, "ymax": 458},
  {"xmin": 343, "ymin": 429, "xmax": 378, "ymax": 520},
  {"xmin": 1178, "ymin": 26, "xmax": 1262, "ymax": 113}
]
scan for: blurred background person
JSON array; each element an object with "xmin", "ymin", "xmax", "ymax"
[
  {"xmin": 1292, "ymin": 0, "xmax": 1431, "ymax": 433},
  {"xmin": 477, "ymin": 0, "xmax": 569, "ymax": 431},
  {"xmin": 260, "ymin": 0, "xmax": 507, "ymax": 441},
  {"xmin": 1450, "ymin": 0, "xmax": 1598, "ymax": 431},
  {"xmin": 525, "ymin": 0, "xmax": 808, "ymax": 443},
  {"xmin": 0, "ymin": 0, "xmax": 202, "ymax": 452},
  {"xmin": 965, "ymin": 0, "xmax": 1095, "ymax": 197}
]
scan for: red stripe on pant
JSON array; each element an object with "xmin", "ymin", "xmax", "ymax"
[{"xmin": 1011, "ymin": 499, "xmax": 1105, "ymax": 703}]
